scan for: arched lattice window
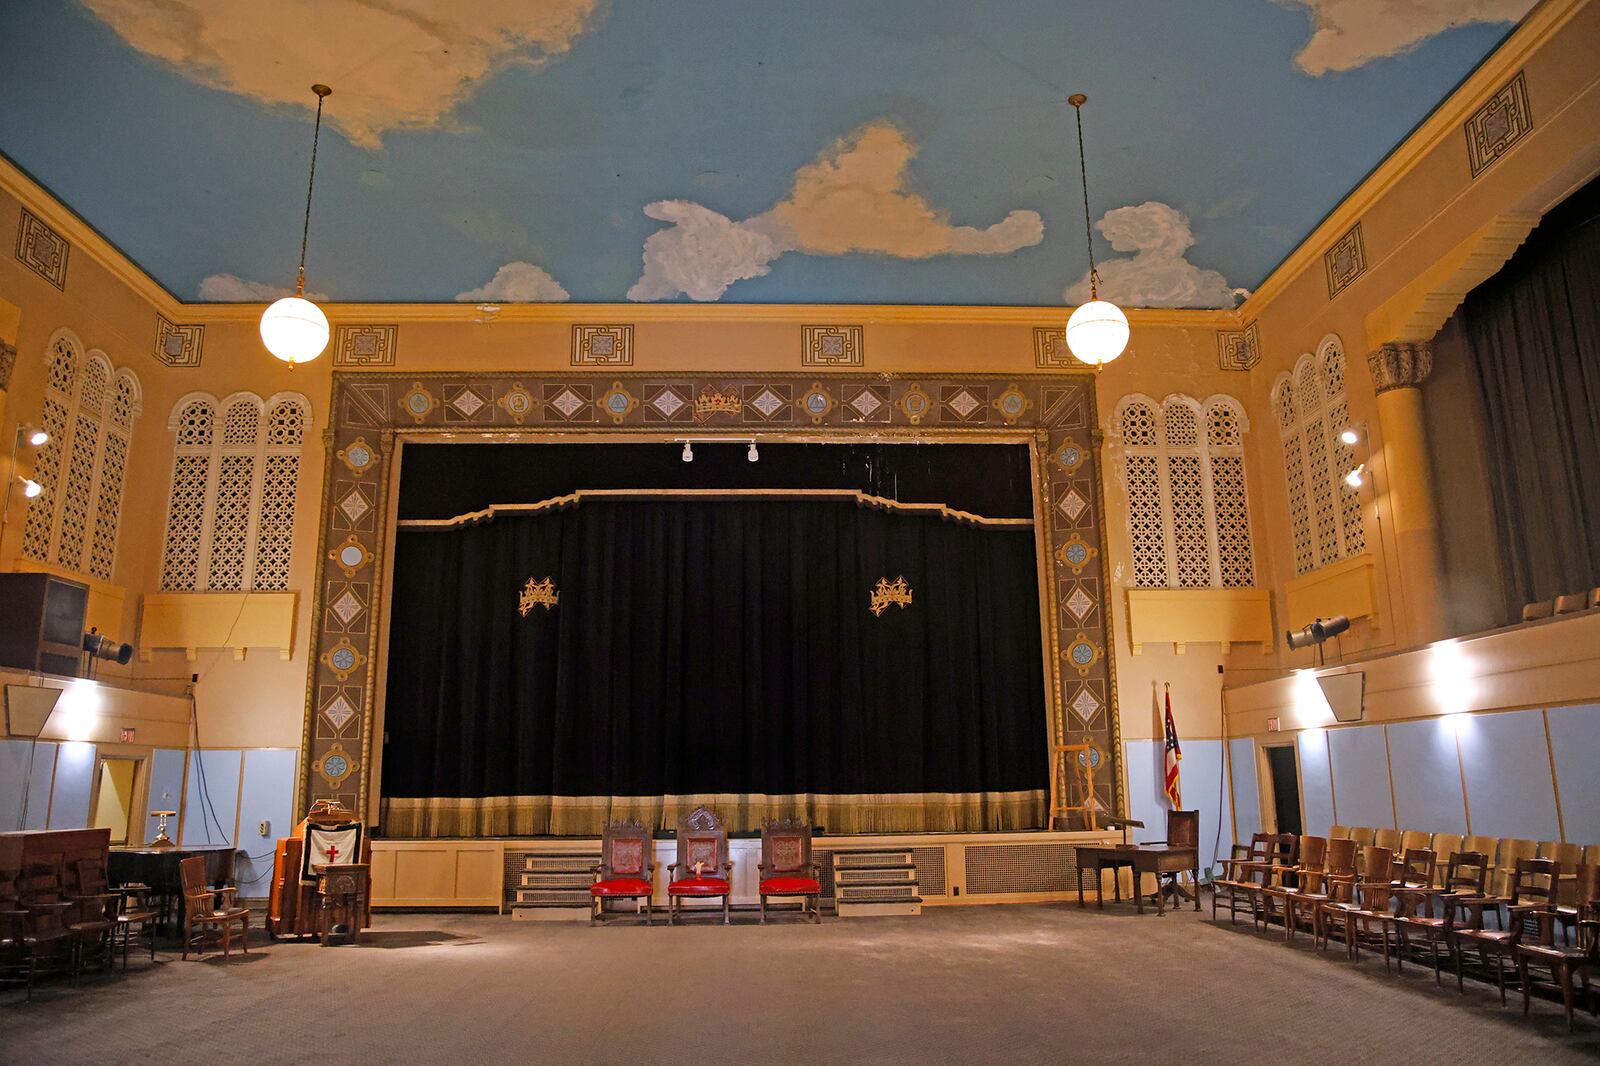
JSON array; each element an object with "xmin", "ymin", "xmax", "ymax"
[
  {"xmin": 1112, "ymin": 393, "xmax": 1254, "ymax": 588},
  {"xmin": 160, "ymin": 392, "xmax": 310, "ymax": 591},
  {"xmin": 21, "ymin": 330, "xmax": 141, "ymax": 581},
  {"xmin": 1272, "ymin": 335, "xmax": 1365, "ymax": 576}
]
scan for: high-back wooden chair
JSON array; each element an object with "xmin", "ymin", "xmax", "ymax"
[
  {"xmin": 1284, "ymin": 836, "xmax": 1357, "ymax": 942},
  {"xmin": 1315, "ymin": 845, "xmax": 1391, "ymax": 954},
  {"xmin": 667, "ymin": 806, "xmax": 733, "ymax": 925},
  {"xmin": 1464, "ymin": 834, "xmax": 1499, "ymax": 870},
  {"xmin": 1430, "ymin": 834, "xmax": 1465, "ymax": 886},
  {"xmin": 66, "ymin": 856, "xmax": 121, "ymax": 976},
  {"xmin": 1328, "ymin": 825, "xmax": 1351, "ymax": 840},
  {"xmin": 1261, "ymin": 835, "xmax": 1323, "ymax": 940},
  {"xmin": 1539, "ymin": 841, "xmax": 1585, "ymax": 905},
  {"xmin": 758, "ymin": 818, "xmax": 822, "ymax": 924},
  {"xmin": 1452, "ymin": 857, "xmax": 1557, "ymax": 1004},
  {"xmin": 20, "ymin": 861, "xmax": 108, "ymax": 982},
  {"xmin": 1374, "ymin": 828, "xmax": 1402, "ymax": 853},
  {"xmin": 179, "ymin": 855, "xmax": 249, "ymax": 960},
  {"xmin": 1399, "ymin": 830, "xmax": 1432, "ymax": 854},
  {"xmin": 3, "ymin": 864, "xmax": 72, "ymax": 999},
  {"xmin": 1393, "ymin": 848, "xmax": 1437, "ymax": 890},
  {"xmin": 1348, "ymin": 827, "xmax": 1377, "ymax": 848},
  {"xmin": 1393, "ymin": 851, "xmax": 1490, "ymax": 986},
  {"xmin": 1494, "ymin": 839, "xmax": 1539, "ymax": 897},
  {"xmin": 1212, "ymin": 832, "xmax": 1273, "ymax": 924},
  {"xmin": 589, "ymin": 820, "xmax": 656, "ymax": 925},
  {"xmin": 1516, "ymin": 864, "xmax": 1600, "ymax": 1030}
]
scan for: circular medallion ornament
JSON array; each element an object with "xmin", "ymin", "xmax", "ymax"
[
  {"xmin": 1053, "ymin": 533, "xmax": 1099, "ymax": 575},
  {"xmin": 314, "ymin": 742, "xmax": 357, "ymax": 787},
  {"xmin": 1065, "ymin": 632, "xmax": 1103, "ymax": 676},
  {"xmin": 329, "ymin": 535, "xmax": 371, "ymax": 577},
  {"xmin": 801, "ymin": 383, "xmax": 835, "ymax": 425},
  {"xmin": 1076, "ymin": 746, "xmax": 1103, "ymax": 769},
  {"xmin": 400, "ymin": 382, "xmax": 438, "ymax": 422},
  {"xmin": 337, "ymin": 437, "xmax": 377, "ymax": 474},
  {"xmin": 498, "ymin": 384, "xmax": 535, "ymax": 424},
  {"xmin": 897, "ymin": 384, "xmax": 932, "ymax": 425},
  {"xmin": 601, "ymin": 382, "xmax": 638, "ymax": 424},
  {"xmin": 1052, "ymin": 439, "xmax": 1087, "ymax": 474},
  {"xmin": 321, "ymin": 637, "xmax": 367, "ymax": 681},
  {"xmin": 993, "ymin": 385, "xmax": 1033, "ymax": 424}
]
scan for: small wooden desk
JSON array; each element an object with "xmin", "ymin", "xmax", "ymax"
[
  {"xmin": 313, "ymin": 863, "xmax": 370, "ymax": 946},
  {"xmin": 1075, "ymin": 843, "xmax": 1200, "ymax": 915}
]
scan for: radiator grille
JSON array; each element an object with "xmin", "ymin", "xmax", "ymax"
[{"xmin": 965, "ymin": 843, "xmax": 1079, "ymax": 894}]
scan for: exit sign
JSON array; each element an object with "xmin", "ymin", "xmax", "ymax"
[
  {"xmin": 120, "ymin": 728, "xmax": 136, "ymax": 743},
  {"xmin": 1266, "ymin": 717, "xmax": 1280, "ymax": 732}
]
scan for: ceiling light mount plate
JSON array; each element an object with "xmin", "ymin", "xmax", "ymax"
[
  {"xmin": 1068, "ymin": 93, "xmax": 1087, "ymax": 108},
  {"xmin": 311, "ymin": 84, "xmax": 333, "ymax": 99}
]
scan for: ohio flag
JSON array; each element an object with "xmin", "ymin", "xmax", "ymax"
[{"xmin": 1163, "ymin": 687, "xmax": 1182, "ymax": 808}]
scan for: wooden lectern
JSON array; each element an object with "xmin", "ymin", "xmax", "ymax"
[{"xmin": 267, "ymin": 800, "xmax": 372, "ymax": 939}]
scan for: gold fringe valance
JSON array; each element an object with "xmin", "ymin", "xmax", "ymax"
[
  {"xmin": 397, "ymin": 488, "xmax": 1033, "ymax": 532},
  {"xmin": 380, "ymin": 790, "xmax": 1047, "ymax": 838}
]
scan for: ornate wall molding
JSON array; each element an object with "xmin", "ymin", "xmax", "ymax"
[
  {"xmin": 153, "ymin": 316, "xmax": 204, "ymax": 368},
  {"xmin": 333, "ymin": 324, "xmax": 398, "ymax": 368},
  {"xmin": 1216, "ymin": 322, "xmax": 1261, "ymax": 371},
  {"xmin": 1033, "ymin": 327, "xmax": 1072, "ymax": 368},
  {"xmin": 1324, "ymin": 222, "xmax": 1368, "ymax": 300},
  {"xmin": 801, "ymin": 325, "xmax": 863, "ymax": 367},
  {"xmin": 1466, "ymin": 71, "xmax": 1533, "ymax": 178},
  {"xmin": 304, "ymin": 371, "xmax": 1119, "ymax": 830},
  {"xmin": 14, "ymin": 207, "xmax": 69, "ymax": 290},
  {"xmin": 1367, "ymin": 341, "xmax": 1433, "ymax": 393},
  {"xmin": 570, "ymin": 325, "xmax": 633, "ymax": 366}
]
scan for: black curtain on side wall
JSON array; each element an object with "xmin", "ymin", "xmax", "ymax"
[
  {"xmin": 381, "ymin": 498, "xmax": 1047, "ymax": 836},
  {"xmin": 1462, "ymin": 175, "xmax": 1600, "ymax": 615}
]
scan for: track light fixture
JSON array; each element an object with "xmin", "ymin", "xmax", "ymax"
[
  {"xmin": 681, "ymin": 441, "xmax": 694, "ymax": 463},
  {"xmin": 1286, "ymin": 615, "xmax": 1351, "ymax": 665},
  {"xmin": 747, "ymin": 441, "xmax": 759, "ymax": 463}
]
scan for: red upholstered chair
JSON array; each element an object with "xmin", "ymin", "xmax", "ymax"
[
  {"xmin": 758, "ymin": 818, "xmax": 822, "ymax": 924},
  {"xmin": 668, "ymin": 806, "xmax": 733, "ymax": 925},
  {"xmin": 590, "ymin": 820, "xmax": 656, "ymax": 925}
]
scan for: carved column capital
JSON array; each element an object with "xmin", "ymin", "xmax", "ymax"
[{"xmin": 1367, "ymin": 341, "xmax": 1433, "ymax": 393}]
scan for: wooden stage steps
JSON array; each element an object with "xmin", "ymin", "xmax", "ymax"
[
  {"xmin": 511, "ymin": 849, "xmax": 598, "ymax": 921},
  {"xmin": 830, "ymin": 847, "xmax": 922, "ymax": 917}
]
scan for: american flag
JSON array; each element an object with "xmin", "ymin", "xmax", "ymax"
[{"xmin": 1163, "ymin": 686, "xmax": 1182, "ymax": 808}]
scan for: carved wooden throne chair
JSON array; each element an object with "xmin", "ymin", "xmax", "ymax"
[
  {"xmin": 758, "ymin": 818, "xmax": 822, "ymax": 924},
  {"xmin": 590, "ymin": 820, "xmax": 656, "ymax": 925},
  {"xmin": 668, "ymin": 806, "xmax": 733, "ymax": 925}
]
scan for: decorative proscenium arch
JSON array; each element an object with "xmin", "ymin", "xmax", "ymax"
[{"xmin": 300, "ymin": 372, "xmax": 1121, "ymax": 833}]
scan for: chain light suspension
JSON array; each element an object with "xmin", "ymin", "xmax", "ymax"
[
  {"xmin": 260, "ymin": 84, "xmax": 334, "ymax": 367},
  {"xmin": 1064, "ymin": 94, "xmax": 1129, "ymax": 367}
]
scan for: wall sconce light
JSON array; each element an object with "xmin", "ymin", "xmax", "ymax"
[
  {"xmin": 1344, "ymin": 464, "xmax": 1366, "ymax": 489},
  {"xmin": 1338, "ymin": 427, "xmax": 1361, "ymax": 446}
]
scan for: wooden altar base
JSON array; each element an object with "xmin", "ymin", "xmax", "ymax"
[{"xmin": 369, "ymin": 829, "xmax": 1123, "ymax": 912}]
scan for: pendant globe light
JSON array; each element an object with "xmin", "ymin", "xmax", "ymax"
[
  {"xmin": 260, "ymin": 84, "xmax": 334, "ymax": 368},
  {"xmin": 1064, "ymin": 94, "xmax": 1129, "ymax": 368}
]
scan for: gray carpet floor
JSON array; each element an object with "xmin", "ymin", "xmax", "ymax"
[{"xmin": 3, "ymin": 904, "xmax": 1598, "ymax": 1064}]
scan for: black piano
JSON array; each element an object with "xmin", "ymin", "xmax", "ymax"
[{"xmin": 109, "ymin": 844, "xmax": 236, "ymax": 930}]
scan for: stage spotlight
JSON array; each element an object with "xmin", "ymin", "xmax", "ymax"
[
  {"xmin": 681, "ymin": 441, "xmax": 694, "ymax": 463},
  {"xmin": 747, "ymin": 441, "xmax": 759, "ymax": 463},
  {"xmin": 1344, "ymin": 464, "xmax": 1365, "ymax": 488},
  {"xmin": 1339, "ymin": 427, "xmax": 1360, "ymax": 446},
  {"xmin": 83, "ymin": 631, "xmax": 134, "ymax": 666},
  {"xmin": 1285, "ymin": 614, "xmax": 1351, "ymax": 651}
]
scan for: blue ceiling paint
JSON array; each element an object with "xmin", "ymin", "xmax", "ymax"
[{"xmin": 0, "ymin": 0, "xmax": 1518, "ymax": 305}]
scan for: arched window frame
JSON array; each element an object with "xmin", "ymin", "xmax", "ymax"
[
  {"xmin": 21, "ymin": 328, "xmax": 142, "ymax": 581},
  {"xmin": 159, "ymin": 391, "xmax": 311, "ymax": 591},
  {"xmin": 1271, "ymin": 334, "xmax": 1365, "ymax": 576},
  {"xmin": 1111, "ymin": 392, "xmax": 1255, "ymax": 589}
]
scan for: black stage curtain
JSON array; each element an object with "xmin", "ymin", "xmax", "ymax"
[
  {"xmin": 1462, "ymin": 174, "xmax": 1600, "ymax": 615},
  {"xmin": 381, "ymin": 497, "xmax": 1047, "ymax": 836}
]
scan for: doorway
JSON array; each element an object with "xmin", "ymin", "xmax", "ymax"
[
  {"xmin": 1264, "ymin": 745, "xmax": 1302, "ymax": 836},
  {"xmin": 91, "ymin": 757, "xmax": 140, "ymax": 845}
]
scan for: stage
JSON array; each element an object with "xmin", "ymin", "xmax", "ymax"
[{"xmin": 368, "ymin": 828, "xmax": 1126, "ymax": 912}]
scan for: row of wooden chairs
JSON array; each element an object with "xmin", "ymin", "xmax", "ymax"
[
  {"xmin": 0, "ymin": 856, "xmax": 155, "ymax": 1000},
  {"xmin": 1328, "ymin": 826, "xmax": 1594, "ymax": 900},
  {"xmin": 1215, "ymin": 833, "xmax": 1600, "ymax": 1029}
]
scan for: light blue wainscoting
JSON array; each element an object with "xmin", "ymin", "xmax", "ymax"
[
  {"xmin": 1297, "ymin": 729, "xmax": 1334, "ymax": 838},
  {"xmin": 235, "ymin": 749, "xmax": 299, "ymax": 897},
  {"xmin": 1457, "ymin": 709, "xmax": 1560, "ymax": 841},
  {"xmin": 1543, "ymin": 704, "xmax": 1600, "ymax": 845},
  {"xmin": 1327, "ymin": 725, "xmax": 1394, "ymax": 831},
  {"xmin": 145, "ymin": 748, "xmax": 187, "ymax": 843},
  {"xmin": 46, "ymin": 741, "xmax": 97, "ymax": 829},
  {"xmin": 181, "ymin": 749, "xmax": 242, "ymax": 846},
  {"xmin": 1227, "ymin": 737, "xmax": 1261, "ymax": 843},
  {"xmin": 1386, "ymin": 718, "xmax": 1468, "ymax": 835},
  {"xmin": 0, "ymin": 738, "xmax": 57, "ymax": 831},
  {"xmin": 1124, "ymin": 739, "xmax": 1230, "ymax": 877}
]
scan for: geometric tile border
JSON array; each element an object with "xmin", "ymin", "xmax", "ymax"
[
  {"xmin": 153, "ymin": 315, "xmax": 205, "ymax": 368},
  {"xmin": 570, "ymin": 325, "xmax": 633, "ymax": 366},
  {"xmin": 1217, "ymin": 321, "xmax": 1261, "ymax": 371},
  {"xmin": 1465, "ymin": 70, "xmax": 1533, "ymax": 179},
  {"xmin": 1324, "ymin": 221, "xmax": 1368, "ymax": 300},
  {"xmin": 333, "ymin": 324, "xmax": 399, "ymax": 368},
  {"xmin": 15, "ymin": 207, "xmax": 69, "ymax": 290},
  {"xmin": 305, "ymin": 371, "xmax": 1120, "ymax": 825},
  {"xmin": 801, "ymin": 325, "xmax": 864, "ymax": 367}
]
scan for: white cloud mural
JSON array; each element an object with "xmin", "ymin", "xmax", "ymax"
[
  {"xmin": 1279, "ymin": 0, "xmax": 1535, "ymax": 74},
  {"xmin": 82, "ymin": 0, "xmax": 601, "ymax": 148},
  {"xmin": 455, "ymin": 261, "xmax": 570, "ymax": 302},
  {"xmin": 629, "ymin": 120, "xmax": 1044, "ymax": 301},
  {"xmin": 1064, "ymin": 202, "xmax": 1237, "ymax": 309},
  {"xmin": 197, "ymin": 273, "xmax": 327, "ymax": 302}
]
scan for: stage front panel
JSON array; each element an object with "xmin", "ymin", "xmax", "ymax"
[{"xmin": 381, "ymin": 497, "xmax": 1047, "ymax": 835}]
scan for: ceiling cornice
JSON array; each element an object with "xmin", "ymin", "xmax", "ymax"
[{"xmin": 1238, "ymin": 0, "xmax": 1586, "ymax": 319}]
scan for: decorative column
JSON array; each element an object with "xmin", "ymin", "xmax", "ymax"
[{"xmin": 1367, "ymin": 341, "xmax": 1448, "ymax": 642}]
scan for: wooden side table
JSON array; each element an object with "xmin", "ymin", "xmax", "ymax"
[{"xmin": 312, "ymin": 863, "xmax": 370, "ymax": 946}]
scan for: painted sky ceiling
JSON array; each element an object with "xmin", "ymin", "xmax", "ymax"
[{"xmin": 0, "ymin": 1, "xmax": 1533, "ymax": 308}]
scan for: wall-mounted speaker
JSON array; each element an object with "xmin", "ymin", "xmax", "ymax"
[{"xmin": 0, "ymin": 572, "xmax": 89, "ymax": 677}]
